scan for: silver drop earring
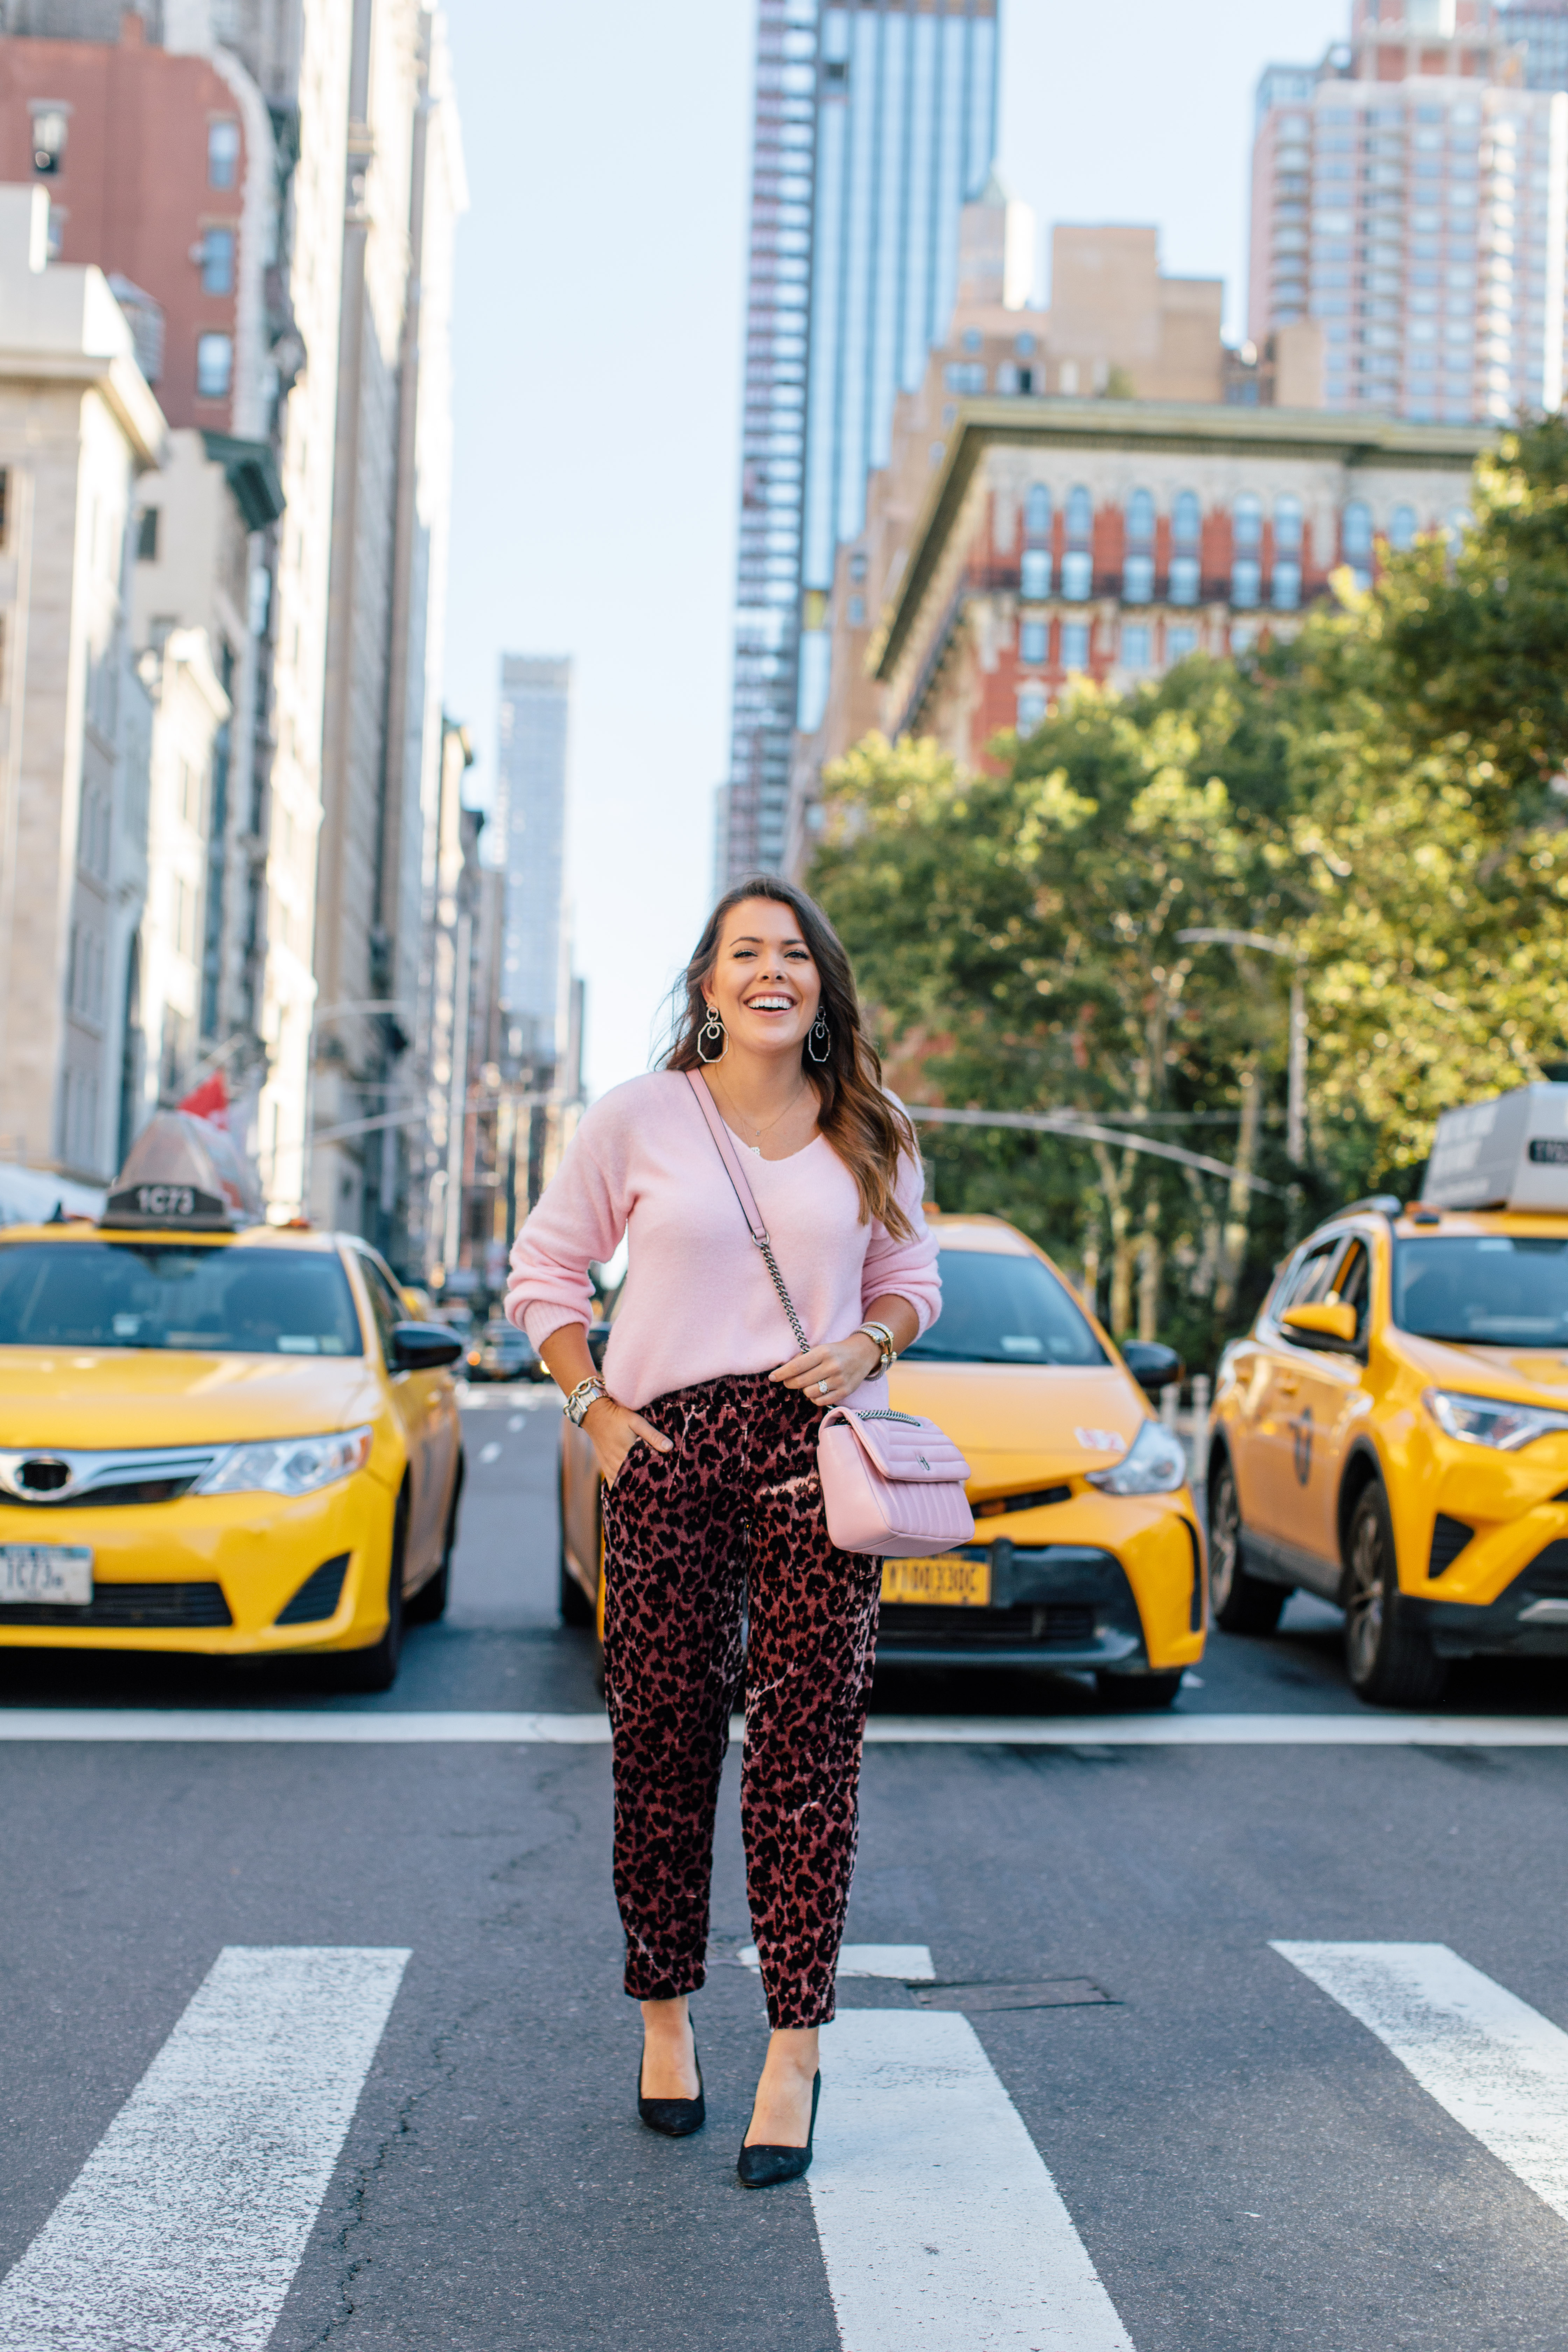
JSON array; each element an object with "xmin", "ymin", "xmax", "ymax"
[
  {"xmin": 698, "ymin": 1005, "xmax": 729, "ymax": 1063},
  {"xmin": 807, "ymin": 1008, "xmax": 831, "ymax": 1064}
]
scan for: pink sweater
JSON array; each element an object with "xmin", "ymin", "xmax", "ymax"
[{"xmin": 505, "ymin": 1070, "xmax": 941, "ymax": 1411}]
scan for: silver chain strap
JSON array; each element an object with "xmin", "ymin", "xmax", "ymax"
[{"xmin": 752, "ymin": 1233, "xmax": 811, "ymax": 1357}]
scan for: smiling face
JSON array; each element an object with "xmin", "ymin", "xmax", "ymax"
[{"xmin": 704, "ymin": 896, "xmax": 823, "ymax": 1062}]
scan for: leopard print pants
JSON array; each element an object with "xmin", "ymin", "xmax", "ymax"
[{"xmin": 599, "ymin": 1371, "xmax": 882, "ymax": 2030}]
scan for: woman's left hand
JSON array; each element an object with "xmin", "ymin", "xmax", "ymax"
[{"xmin": 770, "ymin": 1331, "xmax": 882, "ymax": 1406}]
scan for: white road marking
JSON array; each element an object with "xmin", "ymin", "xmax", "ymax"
[
  {"xmin": 811, "ymin": 2010, "xmax": 1133, "ymax": 2352},
  {"xmin": 508, "ymin": 1414, "xmax": 525, "ymax": 1432},
  {"xmin": 1274, "ymin": 1941, "xmax": 1568, "ymax": 2226},
  {"xmin": 478, "ymin": 1441, "xmax": 502, "ymax": 1464},
  {"xmin": 6, "ymin": 1709, "xmax": 1568, "ymax": 1746},
  {"xmin": 739, "ymin": 1942, "xmax": 934, "ymax": 1980},
  {"xmin": 0, "ymin": 1945, "xmax": 407, "ymax": 2352}
]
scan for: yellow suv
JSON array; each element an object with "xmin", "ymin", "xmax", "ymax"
[{"xmin": 1210, "ymin": 1197, "xmax": 1568, "ymax": 1704}]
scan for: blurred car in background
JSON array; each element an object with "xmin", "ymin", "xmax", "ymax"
[{"xmin": 464, "ymin": 1316, "xmax": 541, "ymax": 1383}]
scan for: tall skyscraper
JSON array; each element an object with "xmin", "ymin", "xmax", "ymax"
[
  {"xmin": 720, "ymin": 0, "xmax": 999, "ymax": 884},
  {"xmin": 1501, "ymin": 1, "xmax": 1568, "ymax": 89},
  {"xmin": 492, "ymin": 655, "xmax": 570, "ymax": 1073},
  {"xmin": 1249, "ymin": 1, "xmax": 1568, "ymax": 429}
]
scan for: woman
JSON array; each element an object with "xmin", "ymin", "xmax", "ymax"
[{"xmin": 506, "ymin": 877, "xmax": 940, "ymax": 2186}]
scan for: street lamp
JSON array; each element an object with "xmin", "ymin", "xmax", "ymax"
[{"xmin": 1175, "ymin": 927, "xmax": 1307, "ymax": 1169}]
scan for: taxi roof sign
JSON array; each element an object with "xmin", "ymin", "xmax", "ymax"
[
  {"xmin": 100, "ymin": 1111, "xmax": 260, "ymax": 1231},
  {"xmin": 1423, "ymin": 1083, "xmax": 1568, "ymax": 1213}
]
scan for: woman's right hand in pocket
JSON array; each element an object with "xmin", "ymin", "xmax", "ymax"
[{"xmin": 585, "ymin": 1396, "xmax": 672, "ymax": 1487}]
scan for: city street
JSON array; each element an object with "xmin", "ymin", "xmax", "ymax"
[{"xmin": 5, "ymin": 1393, "xmax": 1568, "ymax": 2350}]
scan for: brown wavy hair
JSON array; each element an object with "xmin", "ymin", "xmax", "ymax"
[{"xmin": 664, "ymin": 876, "xmax": 918, "ymax": 1241}]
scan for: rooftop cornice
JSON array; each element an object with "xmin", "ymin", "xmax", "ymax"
[
  {"xmin": 870, "ymin": 397, "xmax": 1491, "ymax": 681},
  {"xmin": 0, "ymin": 345, "xmax": 167, "ymax": 468}
]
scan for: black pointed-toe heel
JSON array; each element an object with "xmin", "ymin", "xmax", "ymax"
[
  {"xmin": 637, "ymin": 2038, "xmax": 706, "ymax": 2137},
  {"xmin": 737, "ymin": 2070, "xmax": 820, "ymax": 2188}
]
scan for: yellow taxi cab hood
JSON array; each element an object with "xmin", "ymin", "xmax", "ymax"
[
  {"xmin": 0, "ymin": 1348, "xmax": 385, "ymax": 1449},
  {"xmin": 1396, "ymin": 1330, "xmax": 1568, "ymax": 1403},
  {"xmin": 888, "ymin": 1357, "xmax": 1150, "ymax": 1488}
]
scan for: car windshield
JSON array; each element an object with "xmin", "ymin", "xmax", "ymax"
[
  {"xmin": 902, "ymin": 1247, "xmax": 1107, "ymax": 1367},
  {"xmin": 1393, "ymin": 1236, "xmax": 1568, "ymax": 1348},
  {"xmin": 0, "ymin": 1242, "xmax": 364, "ymax": 1356}
]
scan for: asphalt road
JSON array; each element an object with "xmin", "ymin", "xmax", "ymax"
[{"xmin": 5, "ymin": 1388, "xmax": 1568, "ymax": 2351}]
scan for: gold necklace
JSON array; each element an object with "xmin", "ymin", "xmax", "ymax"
[{"xmin": 713, "ymin": 1074, "xmax": 808, "ymax": 1143}]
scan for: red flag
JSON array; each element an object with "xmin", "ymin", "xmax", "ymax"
[{"xmin": 179, "ymin": 1072, "xmax": 229, "ymax": 1123}]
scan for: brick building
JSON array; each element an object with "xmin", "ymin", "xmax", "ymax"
[{"xmin": 797, "ymin": 399, "xmax": 1484, "ymax": 815}]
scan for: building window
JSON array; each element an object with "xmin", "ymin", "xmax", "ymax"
[
  {"xmin": 1024, "ymin": 483, "xmax": 1051, "ymax": 541},
  {"xmin": 1020, "ymin": 548, "xmax": 1052, "ymax": 599},
  {"xmin": 847, "ymin": 595, "xmax": 865, "ymax": 626},
  {"xmin": 994, "ymin": 362, "xmax": 1020, "ymax": 394},
  {"xmin": 1121, "ymin": 624, "xmax": 1151, "ymax": 671},
  {"xmin": 1060, "ymin": 621, "xmax": 1091, "ymax": 672},
  {"xmin": 1233, "ymin": 492, "xmax": 1263, "ymax": 552},
  {"xmin": 1060, "ymin": 550, "xmax": 1093, "ymax": 602},
  {"xmin": 1065, "ymin": 484, "xmax": 1093, "ymax": 541},
  {"xmin": 199, "ymin": 227, "xmax": 235, "ymax": 296},
  {"xmin": 30, "ymin": 106, "xmax": 68, "ymax": 175},
  {"xmin": 1274, "ymin": 494, "xmax": 1303, "ymax": 552},
  {"xmin": 1020, "ymin": 619, "xmax": 1048, "ymax": 665},
  {"xmin": 1231, "ymin": 558, "xmax": 1262, "ymax": 609},
  {"xmin": 1341, "ymin": 499, "xmax": 1374, "ymax": 563},
  {"xmin": 1390, "ymin": 502, "xmax": 1418, "ymax": 551},
  {"xmin": 208, "ymin": 119, "xmax": 240, "ymax": 189},
  {"xmin": 1125, "ymin": 488, "xmax": 1155, "ymax": 546},
  {"xmin": 1169, "ymin": 554, "xmax": 1200, "ymax": 606},
  {"xmin": 136, "ymin": 506, "xmax": 160, "ymax": 561},
  {"xmin": 1271, "ymin": 559, "xmax": 1301, "ymax": 610},
  {"xmin": 1167, "ymin": 625, "xmax": 1198, "ymax": 663},
  {"xmin": 944, "ymin": 361, "xmax": 986, "ymax": 393},
  {"xmin": 962, "ymin": 327, "xmax": 983, "ymax": 354},
  {"xmin": 1017, "ymin": 685, "xmax": 1048, "ymax": 735},
  {"xmin": 1015, "ymin": 331, "xmax": 1037, "ymax": 358},
  {"xmin": 196, "ymin": 332, "xmax": 233, "ymax": 399},
  {"xmin": 1122, "ymin": 553, "xmax": 1155, "ymax": 604},
  {"xmin": 848, "ymin": 549, "xmax": 867, "ymax": 581},
  {"xmin": 1171, "ymin": 489, "xmax": 1201, "ymax": 549}
]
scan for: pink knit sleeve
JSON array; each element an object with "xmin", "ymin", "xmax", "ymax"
[
  {"xmin": 504, "ymin": 1094, "xmax": 630, "ymax": 1352},
  {"xmin": 861, "ymin": 1117, "xmax": 941, "ymax": 1335}
]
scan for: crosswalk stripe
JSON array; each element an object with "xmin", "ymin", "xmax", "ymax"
[
  {"xmin": 810, "ymin": 2010, "xmax": 1134, "ymax": 2352},
  {"xmin": 1273, "ymin": 1941, "xmax": 1568, "ymax": 2225},
  {"xmin": 0, "ymin": 1945, "xmax": 408, "ymax": 2352},
  {"xmin": 5, "ymin": 1708, "xmax": 1568, "ymax": 1745}
]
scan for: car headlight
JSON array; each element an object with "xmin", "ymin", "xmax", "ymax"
[
  {"xmin": 1422, "ymin": 1390, "xmax": 1568, "ymax": 1452},
  {"xmin": 1086, "ymin": 1419, "xmax": 1188, "ymax": 1495},
  {"xmin": 197, "ymin": 1426, "xmax": 374, "ymax": 1497}
]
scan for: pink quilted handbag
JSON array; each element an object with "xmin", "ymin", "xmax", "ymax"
[{"xmin": 686, "ymin": 1071, "xmax": 976, "ymax": 1560}]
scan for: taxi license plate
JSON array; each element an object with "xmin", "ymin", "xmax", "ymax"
[
  {"xmin": 0, "ymin": 1545, "xmax": 93, "ymax": 1606},
  {"xmin": 880, "ymin": 1555, "xmax": 990, "ymax": 1608}
]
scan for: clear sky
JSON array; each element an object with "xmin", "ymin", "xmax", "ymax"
[{"xmin": 441, "ymin": 0, "xmax": 1349, "ymax": 1101}]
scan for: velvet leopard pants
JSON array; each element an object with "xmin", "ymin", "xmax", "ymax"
[{"xmin": 599, "ymin": 1371, "xmax": 882, "ymax": 2030}]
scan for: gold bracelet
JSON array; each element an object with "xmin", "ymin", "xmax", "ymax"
[{"xmin": 856, "ymin": 1321, "xmax": 896, "ymax": 1374}]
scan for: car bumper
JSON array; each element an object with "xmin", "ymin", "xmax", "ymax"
[
  {"xmin": 0, "ymin": 1472, "xmax": 398, "ymax": 1656},
  {"xmin": 875, "ymin": 1508, "xmax": 1204, "ymax": 1671},
  {"xmin": 1413, "ymin": 1545, "xmax": 1568, "ymax": 1659}
]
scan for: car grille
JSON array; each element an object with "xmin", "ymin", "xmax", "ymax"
[
  {"xmin": 974, "ymin": 1484, "xmax": 1072, "ymax": 1521},
  {"xmin": 0, "ymin": 1446, "xmax": 219, "ymax": 1507},
  {"xmin": 0, "ymin": 1582, "xmax": 232, "ymax": 1628},
  {"xmin": 275, "ymin": 1554, "xmax": 350, "ymax": 1625},
  {"xmin": 1429, "ymin": 1514, "xmax": 1474, "ymax": 1576},
  {"xmin": 878, "ymin": 1602, "xmax": 1097, "ymax": 1648},
  {"xmin": 1519, "ymin": 1538, "xmax": 1568, "ymax": 1597}
]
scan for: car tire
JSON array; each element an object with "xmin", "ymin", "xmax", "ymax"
[
  {"xmin": 558, "ymin": 1454, "xmax": 595, "ymax": 1629},
  {"xmin": 408, "ymin": 1456, "xmax": 463, "ymax": 1625},
  {"xmin": 1208, "ymin": 1455, "xmax": 1287, "ymax": 1634},
  {"xmin": 1343, "ymin": 1482, "xmax": 1448, "ymax": 1708},
  {"xmin": 1096, "ymin": 1669, "xmax": 1184, "ymax": 1710},
  {"xmin": 332, "ymin": 1486, "xmax": 408, "ymax": 1692}
]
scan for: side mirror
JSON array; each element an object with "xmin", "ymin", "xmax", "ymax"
[
  {"xmin": 390, "ymin": 1321, "xmax": 464, "ymax": 1373},
  {"xmin": 1281, "ymin": 1300, "xmax": 1358, "ymax": 1348},
  {"xmin": 587, "ymin": 1321, "xmax": 612, "ymax": 1370},
  {"xmin": 1120, "ymin": 1339, "xmax": 1182, "ymax": 1398}
]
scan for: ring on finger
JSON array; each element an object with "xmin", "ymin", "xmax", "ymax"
[{"xmin": 818, "ymin": 1377, "xmax": 830, "ymax": 1395}]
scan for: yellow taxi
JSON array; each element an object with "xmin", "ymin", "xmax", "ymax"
[
  {"xmin": 0, "ymin": 1210, "xmax": 464, "ymax": 1690},
  {"xmin": 1210, "ymin": 1196, "xmax": 1568, "ymax": 1704},
  {"xmin": 560, "ymin": 1211, "xmax": 1206, "ymax": 1707}
]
